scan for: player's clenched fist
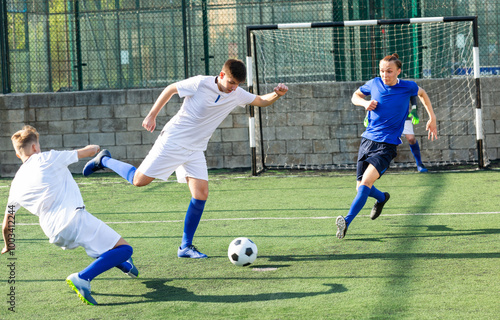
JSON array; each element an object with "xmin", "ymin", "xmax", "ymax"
[
  {"xmin": 365, "ymin": 100, "xmax": 378, "ymax": 111},
  {"xmin": 274, "ymin": 83, "xmax": 288, "ymax": 97},
  {"xmin": 142, "ymin": 115, "xmax": 156, "ymax": 133}
]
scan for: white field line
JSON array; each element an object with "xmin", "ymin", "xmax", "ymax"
[{"xmin": 11, "ymin": 211, "xmax": 500, "ymax": 226}]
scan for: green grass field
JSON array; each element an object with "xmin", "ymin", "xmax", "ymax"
[{"xmin": 1, "ymin": 168, "xmax": 499, "ymax": 319}]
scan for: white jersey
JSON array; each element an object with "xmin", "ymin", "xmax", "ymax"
[
  {"xmin": 6, "ymin": 150, "xmax": 84, "ymax": 239},
  {"xmin": 162, "ymin": 75, "xmax": 256, "ymax": 151}
]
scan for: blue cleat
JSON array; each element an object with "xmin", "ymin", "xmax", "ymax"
[
  {"xmin": 66, "ymin": 273, "xmax": 98, "ymax": 305},
  {"xmin": 178, "ymin": 245, "xmax": 208, "ymax": 259},
  {"xmin": 122, "ymin": 258, "xmax": 139, "ymax": 278},
  {"xmin": 83, "ymin": 149, "xmax": 111, "ymax": 177},
  {"xmin": 336, "ymin": 215, "xmax": 347, "ymax": 239},
  {"xmin": 417, "ymin": 164, "xmax": 428, "ymax": 173}
]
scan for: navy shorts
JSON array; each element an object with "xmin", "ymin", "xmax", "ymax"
[{"xmin": 356, "ymin": 138, "xmax": 398, "ymax": 181}]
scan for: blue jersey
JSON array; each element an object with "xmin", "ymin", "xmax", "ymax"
[{"xmin": 360, "ymin": 77, "xmax": 419, "ymax": 145}]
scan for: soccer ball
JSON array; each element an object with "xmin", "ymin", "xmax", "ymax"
[{"xmin": 228, "ymin": 237, "xmax": 258, "ymax": 266}]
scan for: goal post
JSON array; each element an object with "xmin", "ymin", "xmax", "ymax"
[{"xmin": 245, "ymin": 16, "xmax": 486, "ymax": 175}]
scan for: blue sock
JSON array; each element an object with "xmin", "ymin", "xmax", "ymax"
[
  {"xmin": 345, "ymin": 185, "xmax": 371, "ymax": 227},
  {"xmin": 369, "ymin": 186, "xmax": 386, "ymax": 203},
  {"xmin": 79, "ymin": 245, "xmax": 133, "ymax": 281},
  {"xmin": 181, "ymin": 198, "xmax": 206, "ymax": 249},
  {"xmin": 410, "ymin": 141, "xmax": 423, "ymax": 166},
  {"xmin": 102, "ymin": 157, "xmax": 136, "ymax": 185},
  {"xmin": 115, "ymin": 260, "xmax": 132, "ymax": 273}
]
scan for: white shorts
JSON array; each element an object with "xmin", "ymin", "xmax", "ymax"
[
  {"xmin": 138, "ymin": 135, "xmax": 208, "ymax": 183},
  {"xmin": 49, "ymin": 209, "xmax": 121, "ymax": 258},
  {"xmin": 402, "ymin": 119, "xmax": 414, "ymax": 135}
]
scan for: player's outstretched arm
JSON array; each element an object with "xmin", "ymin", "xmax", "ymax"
[
  {"xmin": 250, "ymin": 83, "xmax": 288, "ymax": 107},
  {"xmin": 417, "ymin": 87, "xmax": 438, "ymax": 140},
  {"xmin": 77, "ymin": 145, "xmax": 100, "ymax": 159},
  {"xmin": 352, "ymin": 89, "xmax": 378, "ymax": 111},
  {"xmin": 143, "ymin": 83, "xmax": 178, "ymax": 132}
]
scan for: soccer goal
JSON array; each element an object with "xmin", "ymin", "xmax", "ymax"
[{"xmin": 245, "ymin": 16, "xmax": 487, "ymax": 175}]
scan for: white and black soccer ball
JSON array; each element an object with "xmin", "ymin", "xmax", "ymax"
[{"xmin": 228, "ymin": 237, "xmax": 258, "ymax": 266}]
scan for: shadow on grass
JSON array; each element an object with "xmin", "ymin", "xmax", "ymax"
[
  {"xmin": 263, "ymin": 251, "xmax": 500, "ymax": 262},
  {"xmin": 96, "ymin": 280, "xmax": 346, "ymax": 306},
  {"xmin": 350, "ymin": 227, "xmax": 500, "ymax": 242}
]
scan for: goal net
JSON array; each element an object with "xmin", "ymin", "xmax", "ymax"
[{"xmin": 246, "ymin": 17, "xmax": 488, "ymax": 174}]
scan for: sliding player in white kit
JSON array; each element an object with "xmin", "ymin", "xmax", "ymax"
[
  {"xmin": 83, "ymin": 59, "xmax": 288, "ymax": 259},
  {"xmin": 2, "ymin": 125, "xmax": 138, "ymax": 306}
]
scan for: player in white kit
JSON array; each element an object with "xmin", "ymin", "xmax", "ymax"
[
  {"xmin": 83, "ymin": 59, "xmax": 288, "ymax": 259},
  {"xmin": 2, "ymin": 125, "xmax": 138, "ymax": 305}
]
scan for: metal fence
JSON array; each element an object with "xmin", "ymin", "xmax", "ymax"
[{"xmin": 1, "ymin": 0, "xmax": 500, "ymax": 93}]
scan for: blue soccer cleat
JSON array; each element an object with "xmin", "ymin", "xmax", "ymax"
[
  {"xmin": 178, "ymin": 245, "xmax": 208, "ymax": 259},
  {"xmin": 83, "ymin": 149, "xmax": 111, "ymax": 177},
  {"xmin": 123, "ymin": 258, "xmax": 139, "ymax": 278},
  {"xmin": 66, "ymin": 273, "xmax": 98, "ymax": 305},
  {"xmin": 417, "ymin": 164, "xmax": 428, "ymax": 173}
]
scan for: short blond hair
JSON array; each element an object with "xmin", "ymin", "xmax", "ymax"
[{"xmin": 11, "ymin": 125, "xmax": 39, "ymax": 153}]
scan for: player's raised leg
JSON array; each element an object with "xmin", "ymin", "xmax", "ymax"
[{"xmin": 83, "ymin": 149, "xmax": 155, "ymax": 186}]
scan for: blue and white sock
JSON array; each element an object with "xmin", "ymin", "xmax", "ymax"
[
  {"xmin": 79, "ymin": 245, "xmax": 133, "ymax": 281},
  {"xmin": 344, "ymin": 185, "xmax": 371, "ymax": 227},
  {"xmin": 180, "ymin": 198, "xmax": 206, "ymax": 249},
  {"xmin": 101, "ymin": 157, "xmax": 136, "ymax": 185}
]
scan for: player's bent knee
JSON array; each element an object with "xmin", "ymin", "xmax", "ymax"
[
  {"xmin": 132, "ymin": 172, "xmax": 154, "ymax": 187},
  {"xmin": 198, "ymin": 190, "xmax": 209, "ymax": 201},
  {"xmin": 133, "ymin": 180, "xmax": 148, "ymax": 187}
]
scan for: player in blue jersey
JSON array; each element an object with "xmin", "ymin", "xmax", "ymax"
[
  {"xmin": 336, "ymin": 53, "xmax": 438, "ymax": 239},
  {"xmin": 365, "ymin": 95, "xmax": 429, "ymax": 172}
]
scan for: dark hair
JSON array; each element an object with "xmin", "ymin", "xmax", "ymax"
[
  {"xmin": 222, "ymin": 59, "xmax": 246, "ymax": 83},
  {"xmin": 381, "ymin": 53, "xmax": 402, "ymax": 69}
]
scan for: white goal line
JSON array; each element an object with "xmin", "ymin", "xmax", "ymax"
[{"xmin": 11, "ymin": 211, "xmax": 500, "ymax": 226}]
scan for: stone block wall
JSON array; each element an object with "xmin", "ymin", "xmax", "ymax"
[
  {"xmin": 0, "ymin": 89, "xmax": 250, "ymax": 177},
  {"xmin": 1, "ymin": 78, "xmax": 499, "ymax": 177}
]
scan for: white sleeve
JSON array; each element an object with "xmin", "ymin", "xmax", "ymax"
[
  {"xmin": 46, "ymin": 150, "xmax": 78, "ymax": 168},
  {"xmin": 236, "ymin": 88, "xmax": 257, "ymax": 107},
  {"xmin": 176, "ymin": 75, "xmax": 204, "ymax": 98},
  {"xmin": 5, "ymin": 181, "xmax": 21, "ymax": 216},
  {"xmin": 5, "ymin": 202, "xmax": 21, "ymax": 216}
]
